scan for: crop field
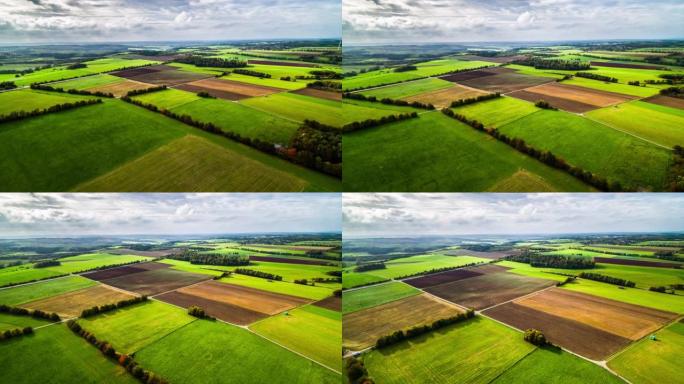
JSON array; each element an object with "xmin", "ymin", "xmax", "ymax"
[
  {"xmin": 345, "ymin": 254, "xmax": 488, "ymax": 283},
  {"xmin": 0, "ymin": 89, "xmax": 92, "ymax": 115},
  {"xmin": 81, "ymin": 261, "xmax": 170, "ymax": 281},
  {"xmin": 21, "ymin": 285, "xmax": 135, "ymax": 317},
  {"xmin": 240, "ymin": 92, "xmax": 341, "ymax": 127},
  {"xmin": 343, "ymin": 293, "xmax": 465, "ymax": 350},
  {"xmin": 643, "ymin": 94, "xmax": 684, "ymax": 109},
  {"xmin": 562, "ymin": 77, "xmax": 661, "ymax": 97},
  {"xmin": 156, "ymin": 290, "xmax": 267, "ymax": 325},
  {"xmin": 0, "ymin": 276, "xmax": 97, "ymax": 305},
  {"xmin": 404, "ymin": 266, "xmax": 487, "ymax": 288},
  {"xmin": 0, "ymin": 312, "xmax": 51, "ymax": 332},
  {"xmin": 452, "ymin": 96, "xmax": 540, "ymax": 127},
  {"xmin": 404, "ymin": 84, "xmax": 489, "ymax": 108},
  {"xmin": 342, "ymin": 281, "xmax": 420, "ymax": 313},
  {"xmin": 112, "ymin": 64, "xmax": 210, "ymax": 85},
  {"xmin": 175, "ymin": 78, "xmax": 282, "ymax": 100},
  {"xmin": 50, "ymin": 74, "xmax": 126, "ymax": 90},
  {"xmin": 561, "ymin": 279, "xmax": 684, "ymax": 314},
  {"xmin": 314, "ymin": 295, "xmax": 342, "ymax": 311},
  {"xmin": 458, "ymin": 71, "xmax": 554, "ymax": 93},
  {"xmin": 99, "ymin": 268, "xmax": 211, "ymax": 296},
  {"xmin": 219, "ymin": 273, "xmax": 335, "ymax": 300},
  {"xmin": 359, "ymin": 77, "xmax": 454, "ymax": 99}
]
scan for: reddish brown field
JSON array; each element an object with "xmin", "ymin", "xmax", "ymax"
[
  {"xmin": 523, "ymin": 82, "xmax": 635, "ymax": 107},
  {"xmin": 248, "ymin": 60, "xmax": 317, "ymax": 67},
  {"xmin": 156, "ymin": 291, "xmax": 267, "ymax": 325},
  {"xmin": 459, "ymin": 72, "xmax": 554, "ymax": 93},
  {"xmin": 313, "ymin": 295, "xmax": 342, "ymax": 311},
  {"xmin": 343, "ymin": 293, "xmax": 464, "ymax": 350},
  {"xmin": 509, "ymin": 89, "xmax": 598, "ymax": 113},
  {"xmin": 425, "ymin": 272, "xmax": 555, "ymax": 310},
  {"xmin": 248, "ymin": 256, "xmax": 332, "ymax": 266},
  {"xmin": 484, "ymin": 302, "xmax": 631, "ymax": 360},
  {"xmin": 403, "ymin": 84, "xmax": 489, "ymax": 108},
  {"xmin": 516, "ymin": 288, "xmax": 678, "ymax": 340},
  {"xmin": 22, "ymin": 285, "xmax": 135, "ymax": 318},
  {"xmin": 292, "ymin": 87, "xmax": 341, "ymax": 101},
  {"xmin": 101, "ymin": 268, "xmax": 211, "ymax": 296},
  {"xmin": 113, "ymin": 65, "xmax": 210, "ymax": 86},
  {"xmin": 175, "ymin": 78, "xmax": 282, "ymax": 100},
  {"xmin": 86, "ymin": 79, "xmax": 152, "ymax": 97},
  {"xmin": 81, "ymin": 262, "xmax": 171, "ymax": 281},
  {"xmin": 594, "ymin": 257, "xmax": 681, "ymax": 268},
  {"xmin": 643, "ymin": 95, "xmax": 684, "ymax": 110},
  {"xmin": 404, "ymin": 268, "xmax": 483, "ymax": 289},
  {"xmin": 177, "ymin": 280, "xmax": 310, "ymax": 315},
  {"xmin": 590, "ymin": 61, "xmax": 664, "ymax": 70}
]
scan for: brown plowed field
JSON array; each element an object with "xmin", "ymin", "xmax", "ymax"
[
  {"xmin": 590, "ymin": 61, "xmax": 664, "ymax": 70},
  {"xmin": 178, "ymin": 280, "xmax": 310, "ymax": 315},
  {"xmin": 516, "ymin": 288, "xmax": 677, "ymax": 340},
  {"xmin": 113, "ymin": 65, "xmax": 210, "ymax": 86},
  {"xmin": 425, "ymin": 272, "xmax": 555, "ymax": 310},
  {"xmin": 343, "ymin": 293, "xmax": 464, "ymax": 350},
  {"xmin": 292, "ymin": 87, "xmax": 341, "ymax": 101},
  {"xmin": 22, "ymin": 285, "xmax": 135, "ymax": 318},
  {"xmin": 101, "ymin": 268, "xmax": 211, "ymax": 296},
  {"xmin": 460, "ymin": 72, "xmax": 554, "ymax": 93},
  {"xmin": 403, "ymin": 84, "xmax": 489, "ymax": 108},
  {"xmin": 313, "ymin": 295, "xmax": 342, "ymax": 311},
  {"xmin": 87, "ymin": 79, "xmax": 152, "ymax": 97},
  {"xmin": 508, "ymin": 89, "xmax": 598, "ymax": 113},
  {"xmin": 484, "ymin": 302, "xmax": 631, "ymax": 360},
  {"xmin": 404, "ymin": 268, "xmax": 483, "ymax": 289},
  {"xmin": 594, "ymin": 256, "xmax": 682, "ymax": 268},
  {"xmin": 248, "ymin": 60, "xmax": 317, "ymax": 67},
  {"xmin": 643, "ymin": 95, "xmax": 684, "ymax": 110},
  {"xmin": 82, "ymin": 265, "xmax": 148, "ymax": 281},
  {"xmin": 156, "ymin": 291, "xmax": 267, "ymax": 325},
  {"xmin": 176, "ymin": 78, "xmax": 282, "ymax": 100},
  {"xmin": 249, "ymin": 255, "xmax": 333, "ymax": 265},
  {"xmin": 523, "ymin": 82, "xmax": 635, "ymax": 107}
]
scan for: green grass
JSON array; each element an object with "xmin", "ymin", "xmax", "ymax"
[
  {"xmin": 250, "ymin": 305, "xmax": 342, "ymax": 371},
  {"xmin": 562, "ymin": 77, "xmax": 661, "ymax": 97},
  {"xmin": 78, "ymin": 301, "xmax": 197, "ymax": 354},
  {"xmin": 220, "ymin": 273, "xmax": 335, "ymax": 300},
  {"xmin": 8, "ymin": 58, "xmax": 159, "ymax": 86},
  {"xmin": 0, "ymin": 267, "xmax": 64, "ymax": 287},
  {"xmin": 0, "ymin": 89, "xmax": 92, "ymax": 115},
  {"xmin": 588, "ymin": 66, "xmax": 684, "ymax": 85},
  {"xmin": 342, "ymin": 99, "xmax": 422, "ymax": 124},
  {"xmin": 506, "ymin": 64, "xmax": 570, "ymax": 79},
  {"xmin": 51, "ymin": 74, "xmax": 125, "ymax": 90},
  {"xmin": 342, "ymin": 273, "xmax": 388, "ymax": 289},
  {"xmin": 608, "ymin": 321, "xmax": 684, "ymax": 384},
  {"xmin": 133, "ymin": 88, "xmax": 200, "ymax": 109},
  {"xmin": 493, "ymin": 347, "xmax": 625, "ymax": 384},
  {"xmin": 240, "ymin": 92, "xmax": 341, "ymax": 127},
  {"xmin": 0, "ymin": 324, "xmax": 137, "ymax": 384},
  {"xmin": 343, "ymin": 111, "xmax": 593, "ymax": 191},
  {"xmin": 221, "ymin": 73, "xmax": 308, "ymax": 90},
  {"xmin": 587, "ymin": 100, "xmax": 684, "ymax": 148},
  {"xmin": 0, "ymin": 276, "xmax": 97, "ymax": 305},
  {"xmin": 498, "ymin": 109, "xmax": 671, "ymax": 190},
  {"xmin": 363, "ymin": 316, "xmax": 535, "ymax": 384},
  {"xmin": 562, "ymin": 279, "xmax": 684, "ymax": 314},
  {"xmin": 453, "ymin": 96, "xmax": 540, "ymax": 127},
  {"xmin": 362, "ymin": 254, "xmax": 488, "ymax": 280},
  {"xmin": 81, "ymin": 58, "xmax": 160, "ymax": 73},
  {"xmin": 0, "ymin": 312, "xmax": 51, "ymax": 331},
  {"xmin": 342, "ymin": 281, "xmax": 420, "ymax": 313},
  {"xmin": 359, "ymin": 78, "xmax": 453, "ymax": 99},
  {"xmin": 135, "ymin": 319, "xmax": 340, "ymax": 384}
]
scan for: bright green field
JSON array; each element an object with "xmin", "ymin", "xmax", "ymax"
[
  {"xmin": 506, "ymin": 64, "xmax": 570, "ymax": 79},
  {"xmin": 342, "ymin": 281, "xmax": 420, "ymax": 314},
  {"xmin": 222, "ymin": 73, "xmax": 307, "ymax": 90},
  {"xmin": 135, "ymin": 319, "xmax": 340, "ymax": 384},
  {"xmin": 78, "ymin": 301, "xmax": 196, "ymax": 354},
  {"xmin": 347, "ymin": 254, "xmax": 488, "ymax": 281},
  {"xmin": 363, "ymin": 316, "xmax": 535, "ymax": 384},
  {"xmin": 80, "ymin": 57, "xmax": 160, "ymax": 73},
  {"xmin": 493, "ymin": 347, "xmax": 624, "ymax": 384},
  {"xmin": 498, "ymin": 109, "xmax": 671, "ymax": 190},
  {"xmin": 0, "ymin": 267, "xmax": 63, "ymax": 287},
  {"xmin": 563, "ymin": 77, "xmax": 661, "ymax": 97},
  {"xmin": 133, "ymin": 88, "xmax": 200, "ymax": 109},
  {"xmin": 342, "ymin": 99, "xmax": 423, "ymax": 123},
  {"xmin": 589, "ymin": 66, "xmax": 684, "ymax": 85},
  {"xmin": 587, "ymin": 101, "xmax": 684, "ymax": 148},
  {"xmin": 0, "ymin": 276, "xmax": 97, "ymax": 305},
  {"xmin": 8, "ymin": 58, "xmax": 158, "ymax": 86},
  {"xmin": 0, "ymin": 312, "xmax": 51, "ymax": 331},
  {"xmin": 359, "ymin": 77, "xmax": 454, "ymax": 99},
  {"xmin": 50, "ymin": 74, "xmax": 124, "ymax": 90},
  {"xmin": 342, "ymin": 272, "xmax": 388, "ymax": 289},
  {"xmin": 563, "ymin": 279, "xmax": 684, "ymax": 314},
  {"xmin": 220, "ymin": 273, "xmax": 337, "ymax": 300},
  {"xmin": 453, "ymin": 96, "xmax": 540, "ymax": 127},
  {"xmin": 608, "ymin": 321, "xmax": 684, "ymax": 384},
  {"xmin": 343, "ymin": 111, "xmax": 593, "ymax": 191},
  {"xmin": 250, "ymin": 305, "xmax": 342, "ymax": 371},
  {"xmin": 0, "ymin": 324, "xmax": 137, "ymax": 384},
  {"xmin": 0, "ymin": 89, "xmax": 92, "ymax": 115},
  {"xmin": 240, "ymin": 92, "xmax": 341, "ymax": 127}
]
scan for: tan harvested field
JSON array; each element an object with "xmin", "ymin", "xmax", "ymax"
[
  {"xmin": 176, "ymin": 78, "xmax": 282, "ymax": 100},
  {"xmin": 484, "ymin": 302, "xmax": 631, "ymax": 360},
  {"xmin": 643, "ymin": 95, "xmax": 684, "ymax": 110},
  {"xmin": 177, "ymin": 280, "xmax": 310, "ymax": 315},
  {"xmin": 508, "ymin": 89, "xmax": 597, "ymax": 113},
  {"xmin": 101, "ymin": 268, "xmax": 211, "ymax": 296},
  {"xmin": 403, "ymin": 84, "xmax": 488, "ymax": 108},
  {"xmin": 156, "ymin": 291, "xmax": 267, "ymax": 325},
  {"xmin": 22, "ymin": 285, "xmax": 135, "ymax": 318},
  {"xmin": 86, "ymin": 79, "xmax": 152, "ymax": 97},
  {"xmin": 524, "ymin": 82, "xmax": 635, "ymax": 107},
  {"xmin": 292, "ymin": 87, "xmax": 341, "ymax": 101},
  {"xmin": 425, "ymin": 272, "xmax": 555, "ymax": 310},
  {"xmin": 516, "ymin": 288, "xmax": 677, "ymax": 340},
  {"xmin": 343, "ymin": 293, "xmax": 464, "ymax": 350}
]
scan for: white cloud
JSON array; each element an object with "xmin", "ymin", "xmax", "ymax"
[{"xmin": 174, "ymin": 11, "xmax": 193, "ymax": 23}]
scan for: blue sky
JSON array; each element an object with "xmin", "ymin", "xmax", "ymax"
[
  {"xmin": 0, "ymin": 193, "xmax": 341, "ymax": 236},
  {"xmin": 343, "ymin": 0, "xmax": 684, "ymax": 44},
  {"xmin": 0, "ymin": 0, "xmax": 340, "ymax": 43},
  {"xmin": 343, "ymin": 193, "xmax": 684, "ymax": 236}
]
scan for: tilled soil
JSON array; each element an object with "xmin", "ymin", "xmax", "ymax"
[{"xmin": 156, "ymin": 290, "xmax": 267, "ymax": 325}]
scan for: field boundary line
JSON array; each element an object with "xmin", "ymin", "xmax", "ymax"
[
  {"xmin": 581, "ymin": 114, "xmax": 672, "ymax": 150},
  {"xmin": 236, "ymin": 99, "xmax": 307, "ymax": 125},
  {"xmin": 478, "ymin": 285, "xmax": 555, "ymax": 313},
  {"xmin": 484, "ymin": 347, "xmax": 537, "ymax": 384}
]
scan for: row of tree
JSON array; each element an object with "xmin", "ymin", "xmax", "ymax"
[
  {"xmin": 234, "ymin": 268, "xmax": 282, "ymax": 281},
  {"xmin": 393, "ymin": 65, "xmax": 418, "ymax": 72},
  {"xmin": 175, "ymin": 55, "xmax": 247, "ymax": 68},
  {"xmin": 66, "ymin": 320, "xmax": 169, "ymax": 384},
  {"xmin": 167, "ymin": 250, "xmax": 249, "ymax": 266},
  {"xmin": 289, "ymin": 122, "xmax": 342, "ymax": 177},
  {"xmin": 354, "ymin": 262, "xmax": 386, "ymax": 272},
  {"xmin": 0, "ymin": 99, "xmax": 102, "ymax": 124},
  {"xmin": 450, "ymin": 92, "xmax": 501, "ymax": 108},
  {"xmin": 512, "ymin": 57, "xmax": 590, "ymax": 70},
  {"xmin": 309, "ymin": 70, "xmax": 342, "ymax": 79},
  {"xmin": 441, "ymin": 108, "xmax": 626, "ymax": 192},
  {"xmin": 343, "ymin": 92, "xmax": 434, "ymax": 110},
  {"xmin": 31, "ymin": 83, "xmax": 114, "ymax": 98},
  {"xmin": 125, "ymin": 85, "xmax": 167, "ymax": 97},
  {"xmin": 660, "ymin": 86, "xmax": 684, "ymax": 99},
  {"xmin": 188, "ymin": 306, "xmax": 214, "ymax": 320},
  {"xmin": 0, "ymin": 304, "xmax": 60, "ymax": 321},
  {"xmin": 67, "ymin": 63, "xmax": 87, "ymax": 69},
  {"xmin": 505, "ymin": 252, "xmax": 595, "ymax": 269},
  {"xmin": 0, "ymin": 81, "xmax": 17, "ymax": 90},
  {"xmin": 307, "ymin": 80, "xmax": 342, "ymax": 91},
  {"xmin": 33, "ymin": 260, "xmax": 61, "ymax": 268},
  {"xmin": 233, "ymin": 69, "xmax": 271, "ymax": 78},
  {"xmin": 575, "ymin": 72, "xmax": 618, "ymax": 83},
  {"xmin": 342, "ymin": 112, "xmax": 419, "ymax": 133},
  {"xmin": 579, "ymin": 272, "xmax": 636, "ymax": 287},
  {"xmin": 649, "ymin": 286, "xmax": 677, "ymax": 294},
  {"xmin": 659, "ymin": 74, "xmax": 684, "ymax": 84},
  {"xmin": 376, "ymin": 310, "xmax": 475, "ymax": 348},
  {"xmin": 0, "ymin": 326, "xmax": 33, "ymax": 342},
  {"xmin": 80, "ymin": 296, "xmax": 148, "ymax": 318}
]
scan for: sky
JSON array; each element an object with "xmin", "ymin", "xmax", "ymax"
[
  {"xmin": 343, "ymin": 0, "xmax": 684, "ymax": 44},
  {"xmin": 0, "ymin": 0, "xmax": 340, "ymax": 44},
  {"xmin": 0, "ymin": 193, "xmax": 341, "ymax": 237},
  {"xmin": 343, "ymin": 193, "xmax": 684, "ymax": 237}
]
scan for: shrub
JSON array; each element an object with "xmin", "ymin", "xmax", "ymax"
[
  {"xmin": 125, "ymin": 85, "xmax": 167, "ymax": 97},
  {"xmin": 196, "ymin": 91, "xmax": 215, "ymax": 98},
  {"xmin": 233, "ymin": 69, "xmax": 271, "ymax": 78},
  {"xmin": 575, "ymin": 72, "xmax": 617, "ymax": 83},
  {"xmin": 0, "ymin": 81, "xmax": 17, "ymax": 90},
  {"xmin": 188, "ymin": 306, "xmax": 214, "ymax": 320},
  {"xmin": 524, "ymin": 329, "xmax": 549, "ymax": 346},
  {"xmin": 535, "ymin": 100, "xmax": 557, "ymax": 110}
]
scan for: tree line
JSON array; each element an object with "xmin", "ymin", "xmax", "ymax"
[
  {"xmin": 505, "ymin": 252, "xmax": 595, "ymax": 269},
  {"xmin": 307, "ymin": 80, "xmax": 341, "ymax": 91},
  {"xmin": 30, "ymin": 63, "xmax": 156, "ymax": 86},
  {"xmin": 81, "ymin": 296, "xmax": 148, "ymax": 318},
  {"xmin": 188, "ymin": 306, "xmax": 214, "ymax": 320},
  {"xmin": 0, "ymin": 81, "xmax": 17, "ymax": 90},
  {"xmin": 354, "ymin": 262, "xmax": 386, "ymax": 272},
  {"xmin": 342, "ymin": 112, "xmax": 419, "ymax": 133},
  {"xmin": 667, "ymin": 145, "xmax": 684, "ymax": 192},
  {"xmin": 167, "ymin": 250, "xmax": 249, "ymax": 266},
  {"xmin": 67, "ymin": 63, "xmax": 87, "ymax": 69},
  {"xmin": 535, "ymin": 100, "xmax": 557, "ymax": 110},
  {"xmin": 175, "ymin": 55, "xmax": 247, "ymax": 68},
  {"xmin": 579, "ymin": 272, "xmax": 635, "ymax": 287},
  {"xmin": 441, "ymin": 108, "xmax": 627, "ymax": 192},
  {"xmin": 343, "ymin": 91, "xmax": 434, "ymax": 110},
  {"xmin": 33, "ymin": 260, "xmax": 61, "ymax": 268},
  {"xmin": 450, "ymin": 92, "xmax": 500, "ymax": 108},
  {"xmin": 66, "ymin": 320, "xmax": 169, "ymax": 384},
  {"xmin": 309, "ymin": 70, "xmax": 342, "ymax": 79},
  {"xmin": 512, "ymin": 57, "xmax": 590, "ymax": 70},
  {"xmin": 233, "ymin": 69, "xmax": 271, "ymax": 78},
  {"xmin": 234, "ymin": 268, "xmax": 282, "ymax": 281},
  {"xmin": 376, "ymin": 310, "xmax": 475, "ymax": 348},
  {"xmin": 575, "ymin": 72, "xmax": 618, "ymax": 83},
  {"xmin": 660, "ymin": 86, "xmax": 684, "ymax": 99},
  {"xmin": 0, "ymin": 99, "xmax": 102, "ymax": 125},
  {"xmin": 0, "ymin": 304, "xmax": 61, "ymax": 321},
  {"xmin": 659, "ymin": 74, "xmax": 684, "ymax": 84},
  {"xmin": 0, "ymin": 326, "xmax": 33, "ymax": 342},
  {"xmin": 125, "ymin": 85, "xmax": 167, "ymax": 97},
  {"xmin": 31, "ymin": 83, "xmax": 114, "ymax": 98}
]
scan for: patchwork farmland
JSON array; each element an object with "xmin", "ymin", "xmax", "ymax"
[
  {"xmin": 343, "ymin": 42, "xmax": 684, "ymax": 192},
  {"xmin": 0, "ymin": 40, "xmax": 341, "ymax": 192},
  {"xmin": 343, "ymin": 234, "xmax": 684, "ymax": 384},
  {"xmin": 0, "ymin": 233, "xmax": 342, "ymax": 383}
]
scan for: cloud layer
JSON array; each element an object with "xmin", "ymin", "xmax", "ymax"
[
  {"xmin": 0, "ymin": 0, "xmax": 340, "ymax": 43},
  {"xmin": 0, "ymin": 193, "xmax": 341, "ymax": 236},
  {"xmin": 343, "ymin": 0, "xmax": 684, "ymax": 44},
  {"xmin": 343, "ymin": 193, "xmax": 684, "ymax": 237}
]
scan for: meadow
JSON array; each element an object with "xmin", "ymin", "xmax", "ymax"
[
  {"xmin": 0, "ymin": 89, "xmax": 92, "ymax": 115},
  {"xmin": 240, "ymin": 92, "xmax": 342, "ymax": 127},
  {"xmin": 342, "ymin": 281, "xmax": 420, "ymax": 313},
  {"xmin": 359, "ymin": 77, "xmax": 453, "ymax": 99}
]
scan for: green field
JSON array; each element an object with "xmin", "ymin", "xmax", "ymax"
[
  {"xmin": 587, "ymin": 101, "xmax": 684, "ymax": 148},
  {"xmin": 608, "ymin": 321, "xmax": 684, "ymax": 384},
  {"xmin": 0, "ymin": 89, "xmax": 92, "ymax": 115},
  {"xmin": 342, "ymin": 99, "xmax": 422, "ymax": 123},
  {"xmin": 497, "ymin": 109, "xmax": 671, "ymax": 190},
  {"xmin": 453, "ymin": 96, "xmax": 540, "ymax": 127},
  {"xmin": 0, "ymin": 276, "xmax": 97, "ymax": 305},
  {"xmin": 0, "ymin": 324, "xmax": 137, "ymax": 384},
  {"xmin": 221, "ymin": 72, "xmax": 307, "ymax": 90},
  {"xmin": 135, "ymin": 319, "xmax": 339, "ymax": 384},
  {"xmin": 562, "ymin": 77, "xmax": 661, "ymax": 97},
  {"xmin": 346, "ymin": 254, "xmax": 488, "ymax": 281},
  {"xmin": 220, "ymin": 273, "xmax": 335, "ymax": 300},
  {"xmin": 359, "ymin": 77, "xmax": 454, "ymax": 99},
  {"xmin": 341, "ymin": 273, "xmax": 388, "ymax": 289},
  {"xmin": 240, "ymin": 92, "xmax": 341, "ymax": 127},
  {"xmin": 363, "ymin": 316, "xmax": 535, "ymax": 384},
  {"xmin": 343, "ymin": 112, "xmax": 593, "ymax": 191},
  {"xmin": 250, "ymin": 305, "xmax": 342, "ymax": 371},
  {"xmin": 7, "ymin": 58, "xmax": 159, "ymax": 86},
  {"xmin": 493, "ymin": 347, "xmax": 625, "ymax": 384},
  {"xmin": 0, "ymin": 312, "xmax": 51, "ymax": 331},
  {"xmin": 561, "ymin": 279, "xmax": 684, "ymax": 314},
  {"xmin": 342, "ymin": 281, "xmax": 420, "ymax": 313},
  {"xmin": 52, "ymin": 74, "xmax": 125, "ymax": 90},
  {"xmin": 78, "ymin": 301, "xmax": 196, "ymax": 354}
]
